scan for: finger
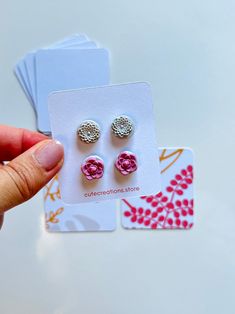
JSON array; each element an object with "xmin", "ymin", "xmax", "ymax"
[
  {"xmin": 0, "ymin": 214, "xmax": 3, "ymax": 230},
  {"xmin": 0, "ymin": 139, "xmax": 64, "ymax": 213},
  {"xmin": 0, "ymin": 125, "xmax": 48, "ymax": 161}
]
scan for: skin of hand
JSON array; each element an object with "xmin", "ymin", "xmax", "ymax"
[{"xmin": 0, "ymin": 125, "xmax": 64, "ymax": 230}]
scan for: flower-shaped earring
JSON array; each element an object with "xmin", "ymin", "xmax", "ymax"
[
  {"xmin": 81, "ymin": 155, "xmax": 104, "ymax": 180},
  {"xmin": 77, "ymin": 120, "xmax": 100, "ymax": 144},
  {"xmin": 111, "ymin": 115, "xmax": 134, "ymax": 138},
  {"xmin": 115, "ymin": 151, "xmax": 137, "ymax": 175}
]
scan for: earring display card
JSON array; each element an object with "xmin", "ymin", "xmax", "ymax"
[
  {"xmin": 121, "ymin": 148, "xmax": 194, "ymax": 229},
  {"xmin": 44, "ymin": 148, "xmax": 193, "ymax": 232},
  {"xmin": 48, "ymin": 82, "xmax": 161, "ymax": 204},
  {"xmin": 14, "ymin": 34, "xmax": 110, "ymax": 134}
]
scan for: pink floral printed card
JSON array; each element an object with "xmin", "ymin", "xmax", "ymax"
[{"xmin": 121, "ymin": 148, "xmax": 194, "ymax": 229}]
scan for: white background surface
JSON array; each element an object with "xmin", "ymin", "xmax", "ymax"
[{"xmin": 0, "ymin": 1, "xmax": 235, "ymax": 313}]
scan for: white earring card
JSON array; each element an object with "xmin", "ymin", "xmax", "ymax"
[{"xmin": 48, "ymin": 82, "xmax": 161, "ymax": 204}]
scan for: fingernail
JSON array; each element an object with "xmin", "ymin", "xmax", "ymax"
[{"xmin": 34, "ymin": 140, "xmax": 64, "ymax": 171}]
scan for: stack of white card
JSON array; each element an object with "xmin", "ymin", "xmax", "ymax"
[{"xmin": 14, "ymin": 34, "xmax": 110, "ymax": 134}]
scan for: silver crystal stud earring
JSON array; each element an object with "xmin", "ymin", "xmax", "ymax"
[
  {"xmin": 111, "ymin": 115, "xmax": 134, "ymax": 138},
  {"xmin": 77, "ymin": 120, "xmax": 101, "ymax": 144}
]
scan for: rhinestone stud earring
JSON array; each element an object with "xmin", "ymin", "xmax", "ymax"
[
  {"xmin": 111, "ymin": 115, "xmax": 133, "ymax": 138},
  {"xmin": 77, "ymin": 120, "xmax": 100, "ymax": 143}
]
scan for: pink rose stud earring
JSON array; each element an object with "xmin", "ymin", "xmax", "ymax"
[
  {"xmin": 115, "ymin": 151, "xmax": 137, "ymax": 175},
  {"xmin": 111, "ymin": 115, "xmax": 134, "ymax": 138},
  {"xmin": 81, "ymin": 155, "xmax": 104, "ymax": 180}
]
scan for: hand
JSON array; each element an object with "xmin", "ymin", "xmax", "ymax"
[{"xmin": 0, "ymin": 125, "xmax": 64, "ymax": 229}]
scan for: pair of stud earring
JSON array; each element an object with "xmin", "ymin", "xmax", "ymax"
[
  {"xmin": 77, "ymin": 115, "xmax": 134, "ymax": 144},
  {"xmin": 81, "ymin": 151, "xmax": 137, "ymax": 180}
]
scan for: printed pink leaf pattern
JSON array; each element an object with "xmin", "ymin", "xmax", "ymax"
[{"xmin": 123, "ymin": 165, "xmax": 193, "ymax": 229}]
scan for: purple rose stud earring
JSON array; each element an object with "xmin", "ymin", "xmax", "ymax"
[
  {"xmin": 77, "ymin": 120, "xmax": 100, "ymax": 144},
  {"xmin": 81, "ymin": 155, "xmax": 104, "ymax": 180},
  {"xmin": 111, "ymin": 115, "xmax": 134, "ymax": 138},
  {"xmin": 115, "ymin": 151, "xmax": 137, "ymax": 175}
]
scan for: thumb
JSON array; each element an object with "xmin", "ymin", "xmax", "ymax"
[{"xmin": 0, "ymin": 139, "xmax": 64, "ymax": 213}]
